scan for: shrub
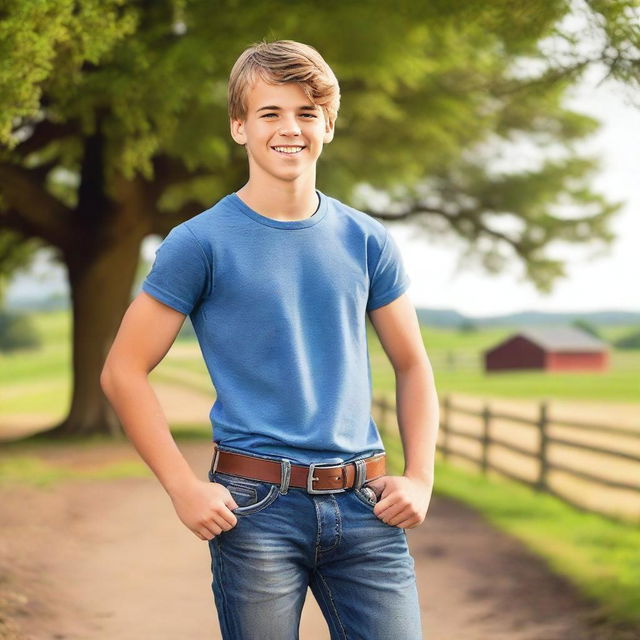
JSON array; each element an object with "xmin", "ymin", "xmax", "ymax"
[{"xmin": 0, "ymin": 309, "xmax": 40, "ymax": 352}]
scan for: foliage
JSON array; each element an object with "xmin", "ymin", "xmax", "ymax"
[
  {"xmin": 1, "ymin": 0, "xmax": 639, "ymax": 436},
  {"xmin": 0, "ymin": 308, "xmax": 40, "ymax": 352},
  {"xmin": 1, "ymin": 1, "xmax": 639, "ymax": 291},
  {"xmin": 0, "ymin": 229, "xmax": 42, "ymax": 301},
  {"xmin": 571, "ymin": 317, "xmax": 602, "ymax": 338},
  {"xmin": 613, "ymin": 327, "xmax": 640, "ymax": 350}
]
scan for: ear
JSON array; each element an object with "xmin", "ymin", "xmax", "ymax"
[
  {"xmin": 323, "ymin": 116, "xmax": 335, "ymax": 144},
  {"xmin": 230, "ymin": 118, "xmax": 247, "ymax": 146}
]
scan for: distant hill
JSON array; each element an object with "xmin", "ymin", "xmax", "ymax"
[
  {"xmin": 415, "ymin": 308, "xmax": 640, "ymax": 328},
  {"xmin": 5, "ymin": 291, "xmax": 639, "ymax": 329},
  {"xmin": 5, "ymin": 292, "xmax": 70, "ymax": 311}
]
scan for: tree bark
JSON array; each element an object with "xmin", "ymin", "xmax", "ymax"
[{"xmin": 42, "ymin": 211, "xmax": 150, "ymax": 438}]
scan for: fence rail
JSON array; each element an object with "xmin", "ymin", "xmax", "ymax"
[{"xmin": 372, "ymin": 393, "xmax": 640, "ymax": 524}]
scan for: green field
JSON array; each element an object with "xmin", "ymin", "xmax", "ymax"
[
  {"xmin": 369, "ymin": 321, "xmax": 640, "ymax": 402},
  {"xmin": 1, "ymin": 310, "xmax": 638, "ymax": 417}
]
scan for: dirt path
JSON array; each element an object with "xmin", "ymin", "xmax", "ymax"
[{"xmin": 1, "ymin": 440, "xmax": 637, "ymax": 640}]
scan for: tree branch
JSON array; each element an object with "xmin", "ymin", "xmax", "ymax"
[
  {"xmin": 13, "ymin": 118, "xmax": 79, "ymax": 156},
  {"xmin": 0, "ymin": 162, "xmax": 73, "ymax": 248},
  {"xmin": 367, "ymin": 201, "xmax": 521, "ymax": 251}
]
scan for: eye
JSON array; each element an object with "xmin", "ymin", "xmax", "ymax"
[{"xmin": 261, "ymin": 113, "xmax": 318, "ymax": 119}]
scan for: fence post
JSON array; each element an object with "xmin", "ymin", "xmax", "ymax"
[
  {"xmin": 481, "ymin": 403, "xmax": 491, "ymax": 475},
  {"xmin": 535, "ymin": 401, "xmax": 549, "ymax": 492},
  {"xmin": 441, "ymin": 394, "xmax": 451, "ymax": 460}
]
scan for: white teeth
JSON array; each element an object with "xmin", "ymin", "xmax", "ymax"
[{"xmin": 273, "ymin": 146, "xmax": 303, "ymax": 154}]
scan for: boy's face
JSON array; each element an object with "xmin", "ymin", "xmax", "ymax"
[{"xmin": 230, "ymin": 77, "xmax": 334, "ymax": 185}]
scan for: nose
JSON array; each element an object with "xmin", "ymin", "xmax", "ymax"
[
  {"xmin": 278, "ymin": 127, "xmax": 301, "ymax": 137},
  {"xmin": 278, "ymin": 115, "xmax": 301, "ymax": 136}
]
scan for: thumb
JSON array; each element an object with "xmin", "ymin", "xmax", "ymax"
[
  {"xmin": 220, "ymin": 487, "xmax": 239, "ymax": 510},
  {"xmin": 365, "ymin": 476, "xmax": 387, "ymax": 499}
]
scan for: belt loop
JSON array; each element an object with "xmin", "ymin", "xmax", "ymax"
[
  {"xmin": 279, "ymin": 459, "xmax": 291, "ymax": 494},
  {"xmin": 210, "ymin": 446, "xmax": 220, "ymax": 475},
  {"xmin": 354, "ymin": 459, "xmax": 366, "ymax": 489}
]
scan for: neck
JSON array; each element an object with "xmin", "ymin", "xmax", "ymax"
[{"xmin": 236, "ymin": 180, "xmax": 319, "ymax": 222}]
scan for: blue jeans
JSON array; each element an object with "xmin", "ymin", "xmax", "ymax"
[{"xmin": 206, "ymin": 447, "xmax": 423, "ymax": 640}]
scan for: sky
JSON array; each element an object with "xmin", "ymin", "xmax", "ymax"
[
  {"xmin": 391, "ymin": 69, "xmax": 640, "ymax": 317},
  {"xmin": 6, "ymin": 65, "xmax": 640, "ymax": 318}
]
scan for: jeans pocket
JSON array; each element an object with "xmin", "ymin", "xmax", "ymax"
[
  {"xmin": 210, "ymin": 471, "xmax": 280, "ymax": 516},
  {"xmin": 353, "ymin": 485, "xmax": 404, "ymax": 530}
]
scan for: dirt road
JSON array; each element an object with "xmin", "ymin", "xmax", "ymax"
[{"xmin": 1, "ymin": 439, "xmax": 637, "ymax": 640}]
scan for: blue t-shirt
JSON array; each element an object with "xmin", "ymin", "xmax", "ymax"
[{"xmin": 141, "ymin": 189, "xmax": 411, "ymax": 465}]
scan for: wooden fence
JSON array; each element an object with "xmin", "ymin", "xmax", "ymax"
[{"xmin": 372, "ymin": 393, "xmax": 640, "ymax": 524}]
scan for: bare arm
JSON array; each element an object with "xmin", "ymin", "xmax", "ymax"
[
  {"xmin": 368, "ymin": 293, "xmax": 439, "ymax": 485},
  {"xmin": 100, "ymin": 291, "xmax": 238, "ymax": 540},
  {"xmin": 366, "ymin": 292, "xmax": 439, "ymax": 528}
]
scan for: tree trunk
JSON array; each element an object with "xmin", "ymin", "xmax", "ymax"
[{"xmin": 42, "ymin": 216, "xmax": 149, "ymax": 438}]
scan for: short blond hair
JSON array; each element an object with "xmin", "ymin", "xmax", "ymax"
[{"xmin": 228, "ymin": 39, "xmax": 341, "ymax": 127}]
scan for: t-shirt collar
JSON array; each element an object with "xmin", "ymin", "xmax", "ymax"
[{"xmin": 229, "ymin": 189, "xmax": 328, "ymax": 229}]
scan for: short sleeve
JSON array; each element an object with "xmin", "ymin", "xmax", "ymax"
[
  {"xmin": 366, "ymin": 230, "xmax": 411, "ymax": 311},
  {"xmin": 141, "ymin": 224, "xmax": 211, "ymax": 315}
]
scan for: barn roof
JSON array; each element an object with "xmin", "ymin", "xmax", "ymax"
[{"xmin": 514, "ymin": 326, "xmax": 607, "ymax": 352}]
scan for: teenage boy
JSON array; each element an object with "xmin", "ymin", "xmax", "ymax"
[{"xmin": 101, "ymin": 39, "xmax": 439, "ymax": 639}]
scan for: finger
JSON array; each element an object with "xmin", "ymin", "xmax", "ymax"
[
  {"xmin": 203, "ymin": 519, "xmax": 226, "ymax": 538},
  {"xmin": 374, "ymin": 502, "xmax": 396, "ymax": 518},
  {"xmin": 218, "ymin": 509, "xmax": 238, "ymax": 530},
  {"xmin": 208, "ymin": 510, "xmax": 237, "ymax": 532},
  {"xmin": 375, "ymin": 494, "xmax": 396, "ymax": 511},
  {"xmin": 379, "ymin": 507, "xmax": 404, "ymax": 526},
  {"xmin": 394, "ymin": 517, "xmax": 416, "ymax": 528}
]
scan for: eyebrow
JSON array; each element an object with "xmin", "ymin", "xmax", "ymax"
[{"xmin": 256, "ymin": 105, "xmax": 319, "ymax": 113}]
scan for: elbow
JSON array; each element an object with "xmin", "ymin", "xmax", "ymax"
[
  {"xmin": 100, "ymin": 357, "xmax": 148, "ymax": 396},
  {"xmin": 100, "ymin": 362, "xmax": 114, "ymax": 396},
  {"xmin": 393, "ymin": 353, "xmax": 432, "ymax": 376},
  {"xmin": 100, "ymin": 355, "xmax": 124, "ymax": 396}
]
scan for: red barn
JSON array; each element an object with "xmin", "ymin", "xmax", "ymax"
[{"xmin": 483, "ymin": 326, "xmax": 609, "ymax": 373}]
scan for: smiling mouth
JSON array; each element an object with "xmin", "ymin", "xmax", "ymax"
[{"xmin": 271, "ymin": 146, "xmax": 306, "ymax": 155}]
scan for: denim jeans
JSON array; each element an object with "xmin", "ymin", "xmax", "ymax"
[{"xmin": 206, "ymin": 447, "xmax": 423, "ymax": 640}]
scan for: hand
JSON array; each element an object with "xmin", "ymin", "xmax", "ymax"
[
  {"xmin": 364, "ymin": 474, "xmax": 432, "ymax": 529},
  {"xmin": 169, "ymin": 479, "xmax": 240, "ymax": 541}
]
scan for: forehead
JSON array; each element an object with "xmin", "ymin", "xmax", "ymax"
[{"xmin": 245, "ymin": 76, "xmax": 316, "ymax": 112}]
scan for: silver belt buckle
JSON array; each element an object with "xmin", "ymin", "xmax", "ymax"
[{"xmin": 306, "ymin": 462, "xmax": 347, "ymax": 494}]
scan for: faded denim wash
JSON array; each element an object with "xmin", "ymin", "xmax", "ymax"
[{"xmin": 207, "ymin": 447, "xmax": 423, "ymax": 640}]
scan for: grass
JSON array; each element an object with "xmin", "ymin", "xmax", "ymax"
[
  {"xmin": 2, "ymin": 311, "xmax": 639, "ymax": 415},
  {"xmin": 421, "ymin": 455, "xmax": 640, "ymax": 626},
  {"xmin": 0, "ymin": 455, "xmax": 152, "ymax": 488},
  {"xmin": 382, "ymin": 427, "xmax": 640, "ymax": 627},
  {"xmin": 0, "ymin": 423, "xmax": 211, "ymax": 488},
  {"xmin": 366, "ymin": 321, "xmax": 640, "ymax": 402}
]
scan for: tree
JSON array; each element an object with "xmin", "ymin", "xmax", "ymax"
[
  {"xmin": 571, "ymin": 318, "xmax": 601, "ymax": 338},
  {"xmin": 1, "ymin": 0, "xmax": 638, "ymax": 437}
]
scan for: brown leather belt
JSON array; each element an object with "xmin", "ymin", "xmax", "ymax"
[{"xmin": 210, "ymin": 443, "xmax": 386, "ymax": 494}]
